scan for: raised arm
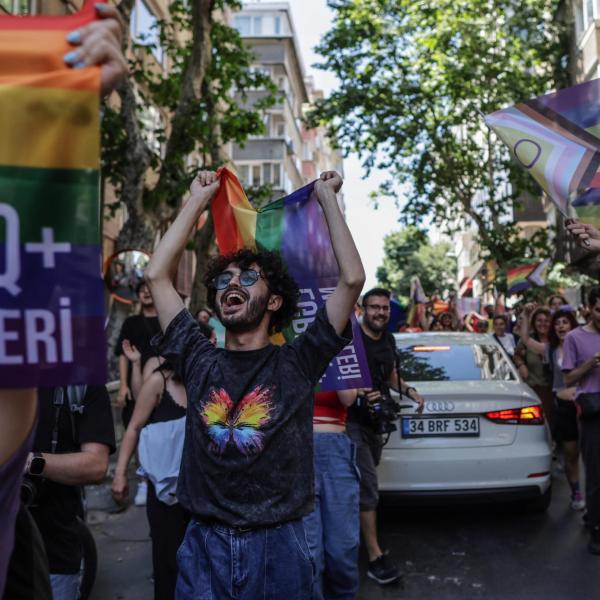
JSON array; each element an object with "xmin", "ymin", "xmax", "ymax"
[
  {"xmin": 314, "ymin": 171, "xmax": 366, "ymax": 335},
  {"xmin": 145, "ymin": 171, "xmax": 220, "ymax": 332},
  {"xmin": 520, "ymin": 304, "xmax": 546, "ymax": 356}
]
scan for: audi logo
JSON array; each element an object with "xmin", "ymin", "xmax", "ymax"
[{"xmin": 426, "ymin": 400, "xmax": 455, "ymax": 413}]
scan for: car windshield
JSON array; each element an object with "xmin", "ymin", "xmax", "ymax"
[{"xmin": 396, "ymin": 342, "xmax": 517, "ymax": 382}]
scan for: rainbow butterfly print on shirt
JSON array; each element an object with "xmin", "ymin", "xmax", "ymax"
[{"xmin": 200, "ymin": 385, "xmax": 274, "ymax": 456}]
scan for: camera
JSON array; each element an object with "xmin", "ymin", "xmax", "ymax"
[
  {"xmin": 357, "ymin": 387, "xmax": 402, "ymax": 436},
  {"xmin": 370, "ymin": 391, "xmax": 402, "ymax": 435}
]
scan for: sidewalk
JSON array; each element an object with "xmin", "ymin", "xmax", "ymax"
[{"xmin": 87, "ymin": 479, "xmax": 153, "ymax": 600}]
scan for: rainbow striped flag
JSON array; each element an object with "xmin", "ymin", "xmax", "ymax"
[
  {"xmin": 0, "ymin": 3, "xmax": 105, "ymax": 387},
  {"xmin": 486, "ymin": 79, "xmax": 600, "ymax": 223},
  {"xmin": 212, "ymin": 167, "xmax": 371, "ymax": 390},
  {"xmin": 506, "ymin": 263, "xmax": 536, "ymax": 295}
]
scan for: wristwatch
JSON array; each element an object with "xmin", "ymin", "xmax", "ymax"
[{"xmin": 28, "ymin": 452, "xmax": 45, "ymax": 476}]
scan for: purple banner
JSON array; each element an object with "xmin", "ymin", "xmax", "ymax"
[{"xmin": 275, "ymin": 182, "xmax": 372, "ymax": 390}]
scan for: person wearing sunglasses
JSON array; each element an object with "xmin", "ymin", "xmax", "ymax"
[{"xmin": 144, "ymin": 170, "xmax": 365, "ymax": 599}]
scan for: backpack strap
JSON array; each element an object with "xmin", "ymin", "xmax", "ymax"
[{"xmin": 65, "ymin": 385, "xmax": 87, "ymax": 445}]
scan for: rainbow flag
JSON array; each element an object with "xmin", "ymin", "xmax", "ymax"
[
  {"xmin": 212, "ymin": 168, "xmax": 371, "ymax": 390},
  {"xmin": 0, "ymin": 3, "xmax": 105, "ymax": 387},
  {"xmin": 486, "ymin": 79, "xmax": 600, "ymax": 223},
  {"xmin": 506, "ymin": 263, "xmax": 536, "ymax": 295}
]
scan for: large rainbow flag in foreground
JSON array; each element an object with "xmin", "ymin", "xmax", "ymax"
[
  {"xmin": 211, "ymin": 168, "xmax": 371, "ymax": 390},
  {"xmin": 486, "ymin": 79, "xmax": 600, "ymax": 226},
  {"xmin": 0, "ymin": 3, "xmax": 106, "ymax": 387}
]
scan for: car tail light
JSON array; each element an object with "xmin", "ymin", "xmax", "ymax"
[{"xmin": 485, "ymin": 405, "xmax": 544, "ymax": 425}]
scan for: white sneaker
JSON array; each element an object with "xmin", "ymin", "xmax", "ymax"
[
  {"xmin": 134, "ymin": 480, "xmax": 148, "ymax": 507},
  {"xmin": 571, "ymin": 491, "xmax": 586, "ymax": 511}
]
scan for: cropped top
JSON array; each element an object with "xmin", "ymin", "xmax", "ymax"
[{"xmin": 313, "ymin": 390, "xmax": 347, "ymax": 427}]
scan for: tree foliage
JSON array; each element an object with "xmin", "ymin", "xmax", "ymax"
[
  {"xmin": 311, "ymin": 0, "xmax": 569, "ymax": 265},
  {"xmin": 101, "ymin": 0, "xmax": 278, "ymax": 372},
  {"xmin": 376, "ymin": 227, "xmax": 457, "ymax": 301},
  {"xmin": 102, "ymin": 0, "xmax": 278, "ymax": 251}
]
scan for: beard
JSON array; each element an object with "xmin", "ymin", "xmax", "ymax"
[
  {"xmin": 215, "ymin": 289, "xmax": 271, "ymax": 334},
  {"xmin": 363, "ymin": 314, "xmax": 389, "ymax": 334}
]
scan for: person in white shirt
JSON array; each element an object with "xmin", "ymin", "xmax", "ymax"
[{"xmin": 493, "ymin": 314, "xmax": 516, "ymax": 357}]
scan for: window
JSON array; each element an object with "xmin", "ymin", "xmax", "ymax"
[
  {"xmin": 272, "ymin": 164, "xmax": 282, "ymax": 187},
  {"xmin": 1, "ymin": 0, "xmax": 36, "ymax": 14},
  {"xmin": 576, "ymin": 0, "xmax": 596, "ymax": 37},
  {"xmin": 274, "ymin": 16, "xmax": 281, "ymax": 34},
  {"xmin": 275, "ymin": 121, "xmax": 286, "ymax": 137},
  {"xmin": 236, "ymin": 163, "xmax": 283, "ymax": 187},
  {"xmin": 396, "ymin": 343, "xmax": 516, "ymax": 382},
  {"xmin": 252, "ymin": 165, "xmax": 261, "ymax": 186},
  {"xmin": 253, "ymin": 16, "xmax": 262, "ymax": 35},
  {"xmin": 131, "ymin": 0, "xmax": 163, "ymax": 64},
  {"xmin": 238, "ymin": 165, "xmax": 250, "ymax": 186},
  {"xmin": 234, "ymin": 16, "xmax": 251, "ymax": 35},
  {"xmin": 262, "ymin": 163, "xmax": 272, "ymax": 184}
]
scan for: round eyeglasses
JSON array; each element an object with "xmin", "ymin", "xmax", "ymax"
[{"xmin": 212, "ymin": 269, "xmax": 263, "ymax": 290}]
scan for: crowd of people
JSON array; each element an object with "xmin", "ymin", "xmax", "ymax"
[{"xmin": 3, "ymin": 7, "xmax": 600, "ymax": 600}]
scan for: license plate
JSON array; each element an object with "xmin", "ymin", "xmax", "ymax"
[{"xmin": 401, "ymin": 416, "xmax": 480, "ymax": 438}]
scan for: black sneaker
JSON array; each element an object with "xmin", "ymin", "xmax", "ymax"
[
  {"xmin": 589, "ymin": 526, "xmax": 600, "ymax": 556},
  {"xmin": 367, "ymin": 552, "xmax": 401, "ymax": 585}
]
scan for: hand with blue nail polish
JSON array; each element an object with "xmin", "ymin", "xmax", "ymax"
[
  {"xmin": 63, "ymin": 50, "xmax": 80, "ymax": 65},
  {"xmin": 64, "ymin": 3, "xmax": 127, "ymax": 95}
]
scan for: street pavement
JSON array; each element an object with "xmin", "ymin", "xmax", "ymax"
[{"xmin": 88, "ymin": 466, "xmax": 599, "ymax": 600}]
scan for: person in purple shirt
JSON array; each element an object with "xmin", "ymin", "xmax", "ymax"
[
  {"xmin": 0, "ymin": 6, "xmax": 127, "ymax": 597},
  {"xmin": 562, "ymin": 286, "xmax": 600, "ymax": 555}
]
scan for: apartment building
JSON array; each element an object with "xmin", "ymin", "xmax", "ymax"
[{"xmin": 231, "ymin": 2, "xmax": 309, "ymax": 197}]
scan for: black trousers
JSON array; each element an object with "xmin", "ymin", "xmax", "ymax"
[
  {"xmin": 581, "ymin": 416, "xmax": 600, "ymax": 528},
  {"xmin": 146, "ymin": 482, "xmax": 189, "ymax": 600},
  {"xmin": 3, "ymin": 503, "xmax": 52, "ymax": 600}
]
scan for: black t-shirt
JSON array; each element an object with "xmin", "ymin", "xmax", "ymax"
[
  {"xmin": 115, "ymin": 314, "xmax": 161, "ymax": 394},
  {"xmin": 115, "ymin": 314, "xmax": 161, "ymax": 367},
  {"xmin": 30, "ymin": 386, "xmax": 116, "ymax": 574},
  {"xmin": 154, "ymin": 305, "xmax": 352, "ymax": 528},
  {"xmin": 347, "ymin": 328, "xmax": 396, "ymax": 425}
]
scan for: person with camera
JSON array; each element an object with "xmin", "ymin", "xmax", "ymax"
[
  {"xmin": 346, "ymin": 288, "xmax": 424, "ymax": 585},
  {"xmin": 11, "ymin": 385, "xmax": 115, "ymax": 600}
]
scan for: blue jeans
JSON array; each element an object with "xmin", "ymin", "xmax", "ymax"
[
  {"xmin": 175, "ymin": 518, "xmax": 314, "ymax": 599},
  {"xmin": 49, "ymin": 573, "xmax": 79, "ymax": 600},
  {"xmin": 303, "ymin": 433, "xmax": 360, "ymax": 600}
]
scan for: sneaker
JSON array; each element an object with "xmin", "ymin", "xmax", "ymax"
[
  {"xmin": 367, "ymin": 552, "xmax": 401, "ymax": 585},
  {"xmin": 134, "ymin": 480, "xmax": 147, "ymax": 507},
  {"xmin": 589, "ymin": 526, "xmax": 600, "ymax": 555},
  {"xmin": 571, "ymin": 491, "xmax": 586, "ymax": 511}
]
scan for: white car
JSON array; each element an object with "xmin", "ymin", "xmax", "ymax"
[{"xmin": 378, "ymin": 332, "xmax": 553, "ymax": 511}]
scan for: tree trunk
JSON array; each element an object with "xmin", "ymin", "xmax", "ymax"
[{"xmin": 190, "ymin": 212, "xmax": 216, "ymax": 314}]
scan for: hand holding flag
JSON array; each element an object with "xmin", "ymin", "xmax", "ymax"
[{"xmin": 566, "ymin": 218, "xmax": 600, "ymax": 252}]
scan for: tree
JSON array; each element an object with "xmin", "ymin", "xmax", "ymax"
[
  {"xmin": 102, "ymin": 0, "xmax": 278, "ymax": 372},
  {"xmin": 376, "ymin": 227, "xmax": 457, "ymax": 301},
  {"xmin": 310, "ymin": 0, "xmax": 569, "ymax": 265}
]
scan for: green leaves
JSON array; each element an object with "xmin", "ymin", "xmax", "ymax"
[
  {"xmin": 377, "ymin": 227, "xmax": 457, "ymax": 301},
  {"xmin": 313, "ymin": 0, "xmax": 568, "ymax": 264}
]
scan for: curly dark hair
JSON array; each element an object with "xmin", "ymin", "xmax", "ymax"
[
  {"xmin": 548, "ymin": 308, "xmax": 578, "ymax": 348},
  {"xmin": 204, "ymin": 249, "xmax": 300, "ymax": 334}
]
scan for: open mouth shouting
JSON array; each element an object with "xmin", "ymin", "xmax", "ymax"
[{"xmin": 221, "ymin": 288, "xmax": 248, "ymax": 314}]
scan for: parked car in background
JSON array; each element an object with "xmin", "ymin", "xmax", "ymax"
[{"xmin": 378, "ymin": 332, "xmax": 553, "ymax": 511}]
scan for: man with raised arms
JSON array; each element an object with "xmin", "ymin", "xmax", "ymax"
[{"xmin": 145, "ymin": 170, "xmax": 365, "ymax": 599}]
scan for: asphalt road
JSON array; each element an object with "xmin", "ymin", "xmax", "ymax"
[{"xmin": 88, "ymin": 467, "xmax": 599, "ymax": 600}]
